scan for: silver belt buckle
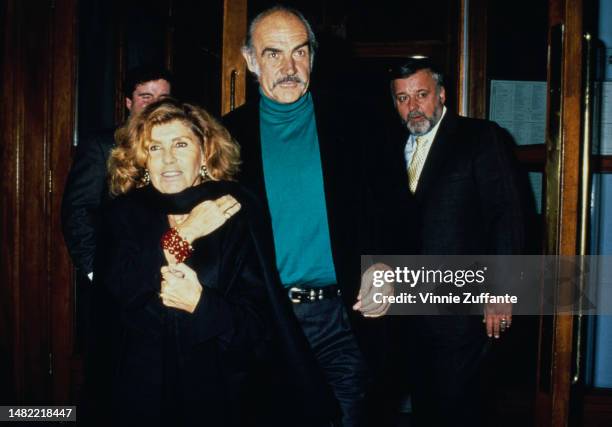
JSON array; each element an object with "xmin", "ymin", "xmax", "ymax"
[{"xmin": 289, "ymin": 286, "xmax": 302, "ymax": 303}]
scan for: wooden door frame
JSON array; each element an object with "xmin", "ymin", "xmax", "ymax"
[
  {"xmin": 457, "ymin": 0, "xmax": 488, "ymax": 119},
  {"xmin": 49, "ymin": 0, "xmax": 78, "ymax": 403},
  {"xmin": 536, "ymin": 0, "xmax": 585, "ymax": 426},
  {"xmin": 221, "ymin": 0, "xmax": 247, "ymax": 115},
  {"xmin": 461, "ymin": 0, "xmax": 588, "ymax": 424}
]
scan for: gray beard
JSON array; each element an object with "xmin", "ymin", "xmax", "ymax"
[{"xmin": 405, "ymin": 103, "xmax": 444, "ymax": 136}]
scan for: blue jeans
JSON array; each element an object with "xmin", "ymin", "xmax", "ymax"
[{"xmin": 292, "ymin": 296, "xmax": 368, "ymax": 427}]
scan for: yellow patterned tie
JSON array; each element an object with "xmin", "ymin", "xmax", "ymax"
[{"xmin": 408, "ymin": 136, "xmax": 427, "ymax": 193}]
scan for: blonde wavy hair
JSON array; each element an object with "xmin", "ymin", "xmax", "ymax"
[{"xmin": 109, "ymin": 98, "xmax": 240, "ymax": 196}]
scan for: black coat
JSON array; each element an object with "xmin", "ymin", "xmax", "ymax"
[
  {"xmin": 365, "ymin": 110, "xmax": 535, "ymax": 427},
  {"xmin": 90, "ymin": 181, "xmax": 335, "ymax": 427},
  {"xmin": 223, "ymin": 93, "xmax": 394, "ymax": 421},
  {"xmin": 372, "ymin": 111, "xmax": 530, "ymax": 256},
  {"xmin": 61, "ymin": 128, "xmax": 115, "ymax": 276},
  {"xmin": 369, "ymin": 111, "xmax": 533, "ymax": 426},
  {"xmin": 223, "ymin": 92, "xmax": 366, "ymax": 311}
]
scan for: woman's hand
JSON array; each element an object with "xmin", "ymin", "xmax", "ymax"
[
  {"xmin": 176, "ymin": 195, "xmax": 241, "ymax": 244},
  {"xmin": 160, "ymin": 263, "xmax": 203, "ymax": 313}
]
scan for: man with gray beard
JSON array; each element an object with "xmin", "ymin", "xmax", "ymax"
[{"xmin": 369, "ymin": 58, "xmax": 530, "ymax": 427}]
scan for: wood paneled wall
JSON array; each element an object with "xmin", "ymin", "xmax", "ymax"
[{"xmin": 0, "ymin": 0, "xmax": 76, "ymax": 403}]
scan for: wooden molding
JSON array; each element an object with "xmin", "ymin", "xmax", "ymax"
[
  {"xmin": 457, "ymin": 0, "xmax": 467, "ymax": 115},
  {"xmin": 593, "ymin": 156, "xmax": 612, "ymax": 172},
  {"xmin": 583, "ymin": 390, "xmax": 612, "ymax": 426},
  {"xmin": 221, "ymin": 0, "xmax": 247, "ymax": 115},
  {"xmin": 0, "ymin": 0, "xmax": 77, "ymax": 403},
  {"xmin": 467, "ymin": 0, "xmax": 488, "ymax": 119},
  {"xmin": 49, "ymin": 0, "xmax": 77, "ymax": 403},
  {"xmin": 0, "ymin": 0, "xmax": 23, "ymax": 402},
  {"xmin": 538, "ymin": 1, "xmax": 585, "ymax": 426}
]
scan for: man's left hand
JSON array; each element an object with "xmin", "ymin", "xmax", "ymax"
[{"xmin": 483, "ymin": 302, "xmax": 513, "ymax": 339}]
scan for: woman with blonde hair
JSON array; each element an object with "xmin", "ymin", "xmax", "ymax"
[{"xmin": 89, "ymin": 98, "xmax": 269, "ymax": 426}]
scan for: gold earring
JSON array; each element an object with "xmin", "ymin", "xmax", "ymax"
[
  {"xmin": 142, "ymin": 169, "xmax": 151, "ymax": 185},
  {"xmin": 200, "ymin": 165, "xmax": 210, "ymax": 180}
]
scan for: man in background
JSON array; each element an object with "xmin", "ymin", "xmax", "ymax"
[
  {"xmin": 372, "ymin": 58, "xmax": 530, "ymax": 427},
  {"xmin": 62, "ymin": 65, "xmax": 172, "ymax": 280}
]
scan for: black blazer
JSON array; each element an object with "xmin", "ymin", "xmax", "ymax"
[
  {"xmin": 223, "ymin": 92, "xmax": 365, "ymax": 309},
  {"xmin": 374, "ymin": 111, "xmax": 529, "ymax": 256},
  {"xmin": 61, "ymin": 128, "xmax": 115, "ymax": 276},
  {"xmin": 91, "ymin": 181, "xmax": 336, "ymax": 426},
  {"xmin": 222, "ymin": 92, "xmax": 395, "ymax": 385}
]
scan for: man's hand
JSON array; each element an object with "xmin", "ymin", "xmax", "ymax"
[
  {"xmin": 353, "ymin": 263, "xmax": 393, "ymax": 318},
  {"xmin": 160, "ymin": 263, "xmax": 203, "ymax": 313},
  {"xmin": 483, "ymin": 302, "xmax": 512, "ymax": 339}
]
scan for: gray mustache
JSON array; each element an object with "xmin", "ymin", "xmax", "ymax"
[
  {"xmin": 273, "ymin": 75, "xmax": 303, "ymax": 88},
  {"xmin": 408, "ymin": 111, "xmax": 424, "ymax": 119}
]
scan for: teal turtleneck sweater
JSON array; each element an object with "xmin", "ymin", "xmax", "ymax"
[{"xmin": 259, "ymin": 90, "xmax": 337, "ymax": 288}]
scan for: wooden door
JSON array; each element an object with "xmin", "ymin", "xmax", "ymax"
[
  {"xmin": 535, "ymin": 0, "xmax": 599, "ymax": 425},
  {"xmin": 0, "ymin": 0, "xmax": 77, "ymax": 403},
  {"xmin": 537, "ymin": 0, "xmax": 612, "ymax": 425}
]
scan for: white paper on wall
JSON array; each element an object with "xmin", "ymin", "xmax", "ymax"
[
  {"xmin": 489, "ymin": 80, "xmax": 547, "ymax": 146},
  {"xmin": 594, "ymin": 81, "xmax": 612, "ymax": 155}
]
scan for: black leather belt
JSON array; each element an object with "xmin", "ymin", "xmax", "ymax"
[{"xmin": 287, "ymin": 285, "xmax": 342, "ymax": 303}]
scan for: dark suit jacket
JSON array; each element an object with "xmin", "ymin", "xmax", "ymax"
[
  {"xmin": 374, "ymin": 111, "xmax": 528, "ymax": 256},
  {"xmin": 61, "ymin": 128, "xmax": 115, "ymax": 276},
  {"xmin": 370, "ymin": 111, "xmax": 533, "ymax": 427}
]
